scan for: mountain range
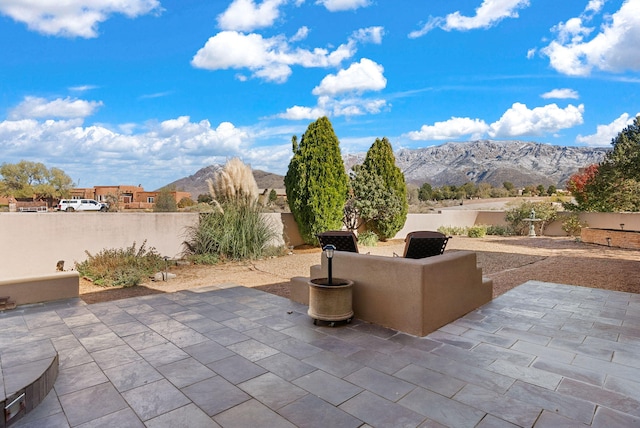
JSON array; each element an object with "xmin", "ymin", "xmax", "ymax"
[{"xmin": 166, "ymin": 140, "xmax": 608, "ymax": 197}]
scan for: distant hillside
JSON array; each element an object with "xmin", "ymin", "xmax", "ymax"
[
  {"xmin": 165, "ymin": 165, "xmax": 284, "ymax": 197},
  {"xmin": 166, "ymin": 140, "xmax": 608, "ymax": 196},
  {"xmin": 346, "ymin": 140, "xmax": 608, "ymax": 188}
]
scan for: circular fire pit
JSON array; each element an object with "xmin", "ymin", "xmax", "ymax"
[{"xmin": 308, "ymin": 278, "xmax": 354, "ymax": 326}]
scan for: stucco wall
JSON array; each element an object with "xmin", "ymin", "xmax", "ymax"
[
  {"xmin": 1, "ymin": 212, "xmax": 199, "ymax": 278},
  {"xmin": 3, "ymin": 210, "xmax": 639, "ymax": 278}
]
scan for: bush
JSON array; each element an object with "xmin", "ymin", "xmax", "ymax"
[
  {"xmin": 75, "ymin": 241, "xmax": 164, "ymax": 287},
  {"xmin": 183, "ymin": 201, "xmax": 278, "ymax": 262},
  {"xmin": 467, "ymin": 225, "xmax": 487, "ymax": 238},
  {"xmin": 437, "ymin": 225, "xmax": 467, "ymax": 236},
  {"xmin": 486, "ymin": 225, "xmax": 512, "ymax": 236},
  {"xmin": 358, "ymin": 230, "xmax": 378, "ymax": 247},
  {"xmin": 561, "ymin": 213, "xmax": 587, "ymax": 237}
]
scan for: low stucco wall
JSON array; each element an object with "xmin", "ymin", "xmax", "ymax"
[
  {"xmin": 0, "ymin": 212, "xmax": 200, "ymax": 278},
  {"xmin": 0, "ymin": 271, "xmax": 79, "ymax": 305},
  {"xmin": 297, "ymin": 250, "xmax": 492, "ymax": 336},
  {"xmin": 3, "ymin": 210, "xmax": 639, "ymax": 278}
]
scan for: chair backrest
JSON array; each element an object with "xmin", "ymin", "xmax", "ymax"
[
  {"xmin": 403, "ymin": 231, "xmax": 449, "ymax": 259},
  {"xmin": 317, "ymin": 230, "xmax": 359, "ymax": 253}
]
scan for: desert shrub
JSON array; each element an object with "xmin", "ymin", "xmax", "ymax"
[
  {"xmin": 467, "ymin": 225, "xmax": 487, "ymax": 238},
  {"xmin": 178, "ymin": 197, "xmax": 195, "ymax": 208},
  {"xmin": 75, "ymin": 240, "xmax": 164, "ymax": 287},
  {"xmin": 358, "ymin": 230, "xmax": 379, "ymax": 247},
  {"xmin": 486, "ymin": 225, "xmax": 512, "ymax": 236},
  {"xmin": 183, "ymin": 202, "xmax": 278, "ymax": 262},
  {"xmin": 561, "ymin": 213, "xmax": 587, "ymax": 237},
  {"xmin": 437, "ymin": 225, "xmax": 467, "ymax": 236}
]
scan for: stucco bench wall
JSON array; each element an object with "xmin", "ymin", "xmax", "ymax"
[
  {"xmin": 299, "ymin": 250, "xmax": 492, "ymax": 336},
  {"xmin": 0, "ymin": 272, "xmax": 80, "ymax": 306}
]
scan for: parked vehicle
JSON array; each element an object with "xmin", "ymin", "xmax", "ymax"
[{"xmin": 57, "ymin": 199, "xmax": 108, "ymax": 212}]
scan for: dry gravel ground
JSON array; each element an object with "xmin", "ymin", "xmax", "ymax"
[{"xmin": 79, "ymin": 236, "xmax": 640, "ymax": 304}]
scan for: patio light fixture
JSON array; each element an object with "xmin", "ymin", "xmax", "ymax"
[{"xmin": 323, "ymin": 244, "xmax": 336, "ymax": 285}]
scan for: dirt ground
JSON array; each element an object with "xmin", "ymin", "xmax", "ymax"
[{"xmin": 79, "ymin": 236, "xmax": 640, "ymax": 304}]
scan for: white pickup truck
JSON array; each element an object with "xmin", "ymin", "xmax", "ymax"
[{"xmin": 57, "ymin": 199, "xmax": 108, "ymax": 212}]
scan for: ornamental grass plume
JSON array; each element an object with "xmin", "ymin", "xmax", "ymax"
[{"xmin": 207, "ymin": 158, "xmax": 259, "ymax": 205}]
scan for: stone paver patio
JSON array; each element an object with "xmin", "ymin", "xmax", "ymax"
[{"xmin": 2, "ymin": 280, "xmax": 639, "ymax": 427}]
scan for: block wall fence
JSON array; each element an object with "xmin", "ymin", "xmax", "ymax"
[{"xmin": 2, "ymin": 211, "xmax": 639, "ymax": 278}]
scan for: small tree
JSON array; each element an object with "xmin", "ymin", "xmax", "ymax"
[
  {"xmin": 418, "ymin": 183, "xmax": 433, "ymax": 201},
  {"xmin": 359, "ymin": 137, "xmax": 408, "ymax": 240},
  {"xmin": 154, "ymin": 187, "xmax": 178, "ymax": 212},
  {"xmin": 268, "ymin": 189, "xmax": 278, "ymax": 205},
  {"xmin": 284, "ymin": 117, "xmax": 348, "ymax": 245}
]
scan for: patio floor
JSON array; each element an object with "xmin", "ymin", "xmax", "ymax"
[{"xmin": 2, "ymin": 280, "xmax": 639, "ymax": 428}]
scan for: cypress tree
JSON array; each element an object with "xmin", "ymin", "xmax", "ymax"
[
  {"xmin": 361, "ymin": 137, "xmax": 408, "ymax": 240},
  {"xmin": 284, "ymin": 117, "xmax": 348, "ymax": 245}
]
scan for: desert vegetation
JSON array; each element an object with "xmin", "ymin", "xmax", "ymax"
[
  {"xmin": 182, "ymin": 158, "xmax": 278, "ymax": 264},
  {"xmin": 75, "ymin": 241, "xmax": 165, "ymax": 287}
]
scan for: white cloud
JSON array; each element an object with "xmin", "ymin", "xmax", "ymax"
[
  {"xmin": 0, "ymin": 0, "xmax": 161, "ymax": 38},
  {"xmin": 316, "ymin": 0, "xmax": 371, "ymax": 12},
  {"xmin": 68, "ymin": 85, "xmax": 99, "ymax": 92},
  {"xmin": 276, "ymin": 95, "xmax": 387, "ymax": 120},
  {"xmin": 192, "ymin": 29, "xmax": 359, "ymax": 83},
  {"xmin": 0, "ymin": 113, "xmax": 294, "ymax": 187},
  {"xmin": 217, "ymin": 0, "xmax": 286, "ymax": 32},
  {"xmin": 541, "ymin": 88, "xmax": 579, "ymax": 99},
  {"xmin": 576, "ymin": 112, "xmax": 640, "ymax": 146},
  {"xmin": 313, "ymin": 58, "xmax": 386, "ymax": 96},
  {"xmin": 9, "ymin": 97, "xmax": 103, "ymax": 120},
  {"xmin": 405, "ymin": 102, "xmax": 585, "ymax": 141},
  {"xmin": 290, "ymin": 26, "xmax": 309, "ymax": 42},
  {"xmin": 406, "ymin": 117, "xmax": 490, "ymax": 141},
  {"xmin": 351, "ymin": 26, "xmax": 384, "ymax": 44},
  {"xmin": 489, "ymin": 102, "xmax": 584, "ymax": 137},
  {"xmin": 542, "ymin": 0, "xmax": 640, "ymax": 76},
  {"xmin": 277, "ymin": 105, "xmax": 328, "ymax": 120},
  {"xmin": 409, "ymin": 0, "xmax": 530, "ymax": 38}
]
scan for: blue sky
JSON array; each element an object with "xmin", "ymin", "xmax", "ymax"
[{"xmin": 1, "ymin": 0, "xmax": 639, "ymax": 190}]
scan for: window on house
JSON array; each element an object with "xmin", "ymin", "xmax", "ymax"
[{"xmin": 147, "ymin": 197, "xmax": 155, "ymax": 203}]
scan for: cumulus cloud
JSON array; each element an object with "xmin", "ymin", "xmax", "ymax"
[
  {"xmin": 0, "ymin": 111, "xmax": 296, "ymax": 187},
  {"xmin": 541, "ymin": 88, "xmax": 579, "ymax": 99},
  {"xmin": 0, "ymin": 0, "xmax": 161, "ymax": 38},
  {"xmin": 489, "ymin": 102, "xmax": 584, "ymax": 137},
  {"xmin": 217, "ymin": 0, "xmax": 286, "ymax": 32},
  {"xmin": 405, "ymin": 102, "xmax": 585, "ymax": 141},
  {"xmin": 351, "ymin": 26, "xmax": 384, "ymax": 44},
  {"xmin": 276, "ymin": 94, "xmax": 387, "ymax": 120},
  {"xmin": 541, "ymin": 0, "xmax": 640, "ymax": 76},
  {"xmin": 312, "ymin": 58, "xmax": 386, "ymax": 96},
  {"xmin": 316, "ymin": 0, "xmax": 371, "ymax": 12},
  {"xmin": 409, "ymin": 0, "xmax": 530, "ymax": 38},
  {"xmin": 576, "ymin": 112, "xmax": 640, "ymax": 146},
  {"xmin": 9, "ymin": 97, "xmax": 103, "ymax": 120},
  {"xmin": 192, "ymin": 26, "xmax": 376, "ymax": 83},
  {"xmin": 406, "ymin": 117, "xmax": 490, "ymax": 141}
]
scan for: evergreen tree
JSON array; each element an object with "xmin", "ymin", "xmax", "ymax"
[
  {"xmin": 284, "ymin": 117, "xmax": 348, "ymax": 245},
  {"xmin": 418, "ymin": 182, "xmax": 433, "ymax": 201},
  {"xmin": 360, "ymin": 137, "xmax": 408, "ymax": 240}
]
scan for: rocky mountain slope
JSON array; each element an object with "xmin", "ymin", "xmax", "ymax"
[
  {"xmin": 347, "ymin": 140, "xmax": 607, "ymax": 187},
  {"xmin": 165, "ymin": 165, "xmax": 285, "ymax": 198},
  {"xmin": 167, "ymin": 140, "xmax": 608, "ymax": 196}
]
